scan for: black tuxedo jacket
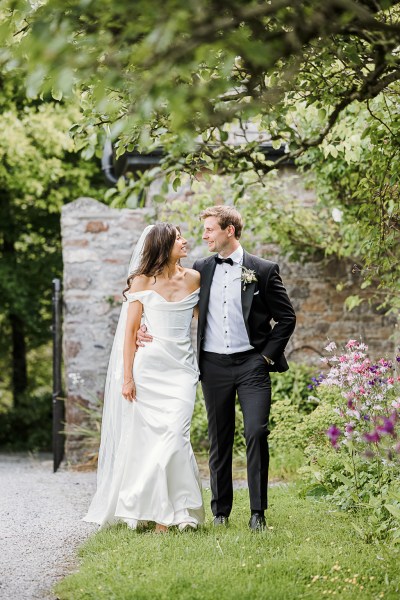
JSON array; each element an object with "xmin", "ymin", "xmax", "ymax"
[{"xmin": 193, "ymin": 250, "xmax": 296, "ymax": 373}]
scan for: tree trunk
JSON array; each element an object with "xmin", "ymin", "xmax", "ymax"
[
  {"xmin": 10, "ymin": 312, "xmax": 28, "ymax": 406},
  {"xmin": 1, "ymin": 189, "xmax": 28, "ymax": 407}
]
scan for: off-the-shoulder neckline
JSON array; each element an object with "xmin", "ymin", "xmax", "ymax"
[{"xmin": 127, "ymin": 288, "xmax": 200, "ymax": 304}]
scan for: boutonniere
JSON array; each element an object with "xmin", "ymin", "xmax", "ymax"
[{"xmin": 240, "ymin": 266, "xmax": 257, "ymax": 291}]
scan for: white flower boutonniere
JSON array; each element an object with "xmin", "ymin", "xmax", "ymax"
[{"xmin": 240, "ymin": 266, "xmax": 257, "ymax": 291}]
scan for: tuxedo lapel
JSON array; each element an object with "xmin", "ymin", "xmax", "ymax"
[
  {"xmin": 241, "ymin": 251, "xmax": 257, "ymax": 336},
  {"xmin": 198, "ymin": 256, "xmax": 217, "ymax": 335}
]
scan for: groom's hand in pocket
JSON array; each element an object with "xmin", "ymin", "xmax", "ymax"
[{"xmin": 136, "ymin": 324, "xmax": 153, "ymax": 347}]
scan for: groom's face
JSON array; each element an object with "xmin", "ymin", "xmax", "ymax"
[{"xmin": 202, "ymin": 216, "xmax": 232, "ymax": 254}]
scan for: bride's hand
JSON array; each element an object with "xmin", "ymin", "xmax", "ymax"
[{"xmin": 122, "ymin": 379, "xmax": 136, "ymax": 402}]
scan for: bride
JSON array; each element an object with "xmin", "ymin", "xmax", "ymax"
[{"xmin": 83, "ymin": 223, "xmax": 205, "ymax": 532}]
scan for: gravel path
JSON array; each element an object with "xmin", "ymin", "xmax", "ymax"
[
  {"xmin": 0, "ymin": 454, "xmax": 97, "ymax": 600},
  {"xmin": 0, "ymin": 453, "xmax": 249, "ymax": 600}
]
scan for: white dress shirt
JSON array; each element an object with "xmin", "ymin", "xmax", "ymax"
[{"xmin": 203, "ymin": 245, "xmax": 253, "ymax": 354}]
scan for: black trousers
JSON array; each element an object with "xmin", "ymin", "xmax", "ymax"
[{"xmin": 200, "ymin": 350, "xmax": 271, "ymax": 517}]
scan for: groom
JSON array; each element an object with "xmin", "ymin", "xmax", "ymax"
[
  {"xmin": 138, "ymin": 205, "xmax": 296, "ymax": 531},
  {"xmin": 193, "ymin": 206, "xmax": 296, "ymax": 531}
]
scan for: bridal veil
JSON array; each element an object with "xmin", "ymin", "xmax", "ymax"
[{"xmin": 83, "ymin": 225, "xmax": 153, "ymax": 525}]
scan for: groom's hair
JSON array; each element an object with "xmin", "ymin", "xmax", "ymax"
[{"xmin": 199, "ymin": 206, "xmax": 243, "ymax": 239}]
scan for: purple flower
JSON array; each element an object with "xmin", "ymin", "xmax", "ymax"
[
  {"xmin": 377, "ymin": 413, "xmax": 397, "ymax": 437},
  {"xmin": 363, "ymin": 430, "xmax": 381, "ymax": 444},
  {"xmin": 326, "ymin": 425, "xmax": 342, "ymax": 447},
  {"xmin": 396, "ymin": 356, "xmax": 400, "ymax": 363}
]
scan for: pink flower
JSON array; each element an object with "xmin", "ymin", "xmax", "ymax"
[
  {"xmin": 379, "ymin": 359, "xmax": 390, "ymax": 367},
  {"xmin": 346, "ymin": 340, "xmax": 358, "ymax": 349},
  {"xmin": 324, "ymin": 341, "xmax": 337, "ymax": 352}
]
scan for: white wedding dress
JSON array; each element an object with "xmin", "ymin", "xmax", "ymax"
[{"xmin": 83, "ymin": 288, "xmax": 205, "ymax": 528}]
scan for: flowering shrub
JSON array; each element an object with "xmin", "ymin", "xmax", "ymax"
[
  {"xmin": 320, "ymin": 340, "xmax": 400, "ymax": 461},
  {"xmin": 300, "ymin": 340, "xmax": 400, "ymax": 542}
]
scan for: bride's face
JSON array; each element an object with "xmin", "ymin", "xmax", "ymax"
[{"xmin": 170, "ymin": 229, "xmax": 188, "ymax": 260}]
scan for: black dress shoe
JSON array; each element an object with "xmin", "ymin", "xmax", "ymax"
[
  {"xmin": 249, "ymin": 513, "xmax": 266, "ymax": 531},
  {"xmin": 213, "ymin": 515, "xmax": 229, "ymax": 527}
]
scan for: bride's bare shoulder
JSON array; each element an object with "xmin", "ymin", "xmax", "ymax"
[
  {"xmin": 184, "ymin": 268, "xmax": 201, "ymax": 287},
  {"xmin": 129, "ymin": 274, "xmax": 152, "ymax": 293}
]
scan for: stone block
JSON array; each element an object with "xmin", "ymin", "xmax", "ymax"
[
  {"xmin": 63, "ymin": 248, "xmax": 101, "ymax": 263},
  {"xmin": 85, "ymin": 221, "xmax": 109, "ymax": 233}
]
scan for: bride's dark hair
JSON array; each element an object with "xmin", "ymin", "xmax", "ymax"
[{"xmin": 123, "ymin": 223, "xmax": 180, "ymax": 299}]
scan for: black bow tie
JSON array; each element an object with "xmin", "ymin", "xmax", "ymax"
[{"xmin": 215, "ymin": 256, "xmax": 234, "ymax": 265}]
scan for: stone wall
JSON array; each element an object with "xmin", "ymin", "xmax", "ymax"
[
  {"xmin": 61, "ymin": 197, "xmax": 398, "ymax": 463},
  {"xmin": 61, "ymin": 198, "xmax": 153, "ymax": 461}
]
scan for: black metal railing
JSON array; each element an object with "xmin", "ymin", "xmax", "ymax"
[{"xmin": 52, "ymin": 278, "xmax": 64, "ymax": 472}]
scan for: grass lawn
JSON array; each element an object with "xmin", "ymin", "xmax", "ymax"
[{"xmin": 56, "ymin": 485, "xmax": 399, "ymax": 600}]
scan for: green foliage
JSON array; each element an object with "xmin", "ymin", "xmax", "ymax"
[
  {"xmin": 55, "ymin": 486, "xmax": 400, "ymax": 599},
  {"xmin": 0, "ymin": 70, "xmax": 106, "ymax": 415},
  {"xmin": 0, "ymin": 70, "xmax": 106, "ymax": 449},
  {"xmin": 296, "ymin": 385, "xmax": 400, "ymax": 543},
  {"xmin": 297, "ymin": 96, "xmax": 400, "ymax": 311},
  {"xmin": 0, "ymin": 391, "xmax": 52, "ymax": 451},
  {"xmin": 3, "ymin": 0, "xmax": 399, "ymax": 160},
  {"xmin": 0, "ymin": 71, "xmax": 104, "ymax": 348},
  {"xmin": 2, "ymin": 1, "xmax": 400, "ymax": 307},
  {"xmin": 269, "ymin": 387, "xmax": 338, "ymax": 459},
  {"xmin": 0, "ymin": 342, "xmax": 55, "ymax": 450}
]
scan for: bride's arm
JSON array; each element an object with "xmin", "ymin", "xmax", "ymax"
[
  {"xmin": 185, "ymin": 268, "xmax": 200, "ymax": 320},
  {"xmin": 122, "ymin": 300, "xmax": 143, "ymax": 402}
]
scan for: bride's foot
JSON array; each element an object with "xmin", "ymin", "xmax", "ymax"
[
  {"xmin": 178, "ymin": 522, "xmax": 198, "ymax": 532},
  {"xmin": 154, "ymin": 523, "xmax": 168, "ymax": 534},
  {"xmin": 123, "ymin": 518, "xmax": 137, "ymax": 529}
]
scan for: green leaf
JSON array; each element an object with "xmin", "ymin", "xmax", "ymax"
[
  {"xmin": 172, "ymin": 177, "xmax": 181, "ymax": 192},
  {"xmin": 51, "ymin": 88, "xmax": 63, "ymax": 101},
  {"xmin": 344, "ymin": 295, "xmax": 363, "ymax": 312},
  {"xmin": 385, "ymin": 504, "xmax": 400, "ymax": 522}
]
